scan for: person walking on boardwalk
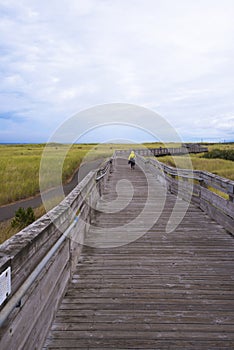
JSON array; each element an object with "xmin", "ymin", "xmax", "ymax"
[{"xmin": 128, "ymin": 150, "xmax": 136, "ymax": 170}]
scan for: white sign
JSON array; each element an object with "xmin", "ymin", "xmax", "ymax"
[{"xmin": 0, "ymin": 267, "xmax": 11, "ymax": 306}]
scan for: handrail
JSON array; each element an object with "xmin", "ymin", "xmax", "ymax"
[
  {"xmin": 147, "ymin": 157, "xmax": 234, "ymax": 200},
  {"xmin": 149, "ymin": 158, "xmax": 202, "ymax": 181},
  {"xmin": 0, "ymin": 218, "xmax": 77, "ymax": 327},
  {"xmin": 0, "ymin": 158, "xmax": 113, "ymax": 348},
  {"xmin": 136, "ymin": 154, "xmax": 234, "ymax": 234},
  {"xmin": 95, "ymin": 158, "xmax": 113, "ymax": 181},
  {"xmin": 117, "ymin": 146, "xmax": 208, "ymax": 157}
]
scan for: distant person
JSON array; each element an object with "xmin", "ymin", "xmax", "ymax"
[{"xmin": 128, "ymin": 150, "xmax": 136, "ymax": 170}]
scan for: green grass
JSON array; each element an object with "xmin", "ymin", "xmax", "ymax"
[
  {"xmin": 203, "ymin": 142, "xmax": 234, "ymax": 151},
  {"xmin": 0, "ymin": 145, "xmax": 42, "ymax": 204},
  {"xmin": 0, "ymin": 143, "xmax": 112, "ymax": 205},
  {"xmin": 0, "ymin": 142, "xmax": 147, "ymax": 206},
  {"xmin": 1, "ymin": 142, "xmax": 233, "ymax": 206},
  {"xmin": 1, "ymin": 142, "xmax": 233, "ymax": 244},
  {"xmin": 202, "ymin": 149, "xmax": 234, "ymax": 161},
  {"xmin": 0, "ymin": 142, "xmax": 137, "ymax": 243}
]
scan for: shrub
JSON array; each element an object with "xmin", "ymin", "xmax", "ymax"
[
  {"xmin": 11, "ymin": 207, "xmax": 35, "ymax": 229},
  {"xmin": 202, "ymin": 149, "xmax": 234, "ymax": 161}
]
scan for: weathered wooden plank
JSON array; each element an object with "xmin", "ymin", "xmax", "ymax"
[
  {"xmin": 53, "ymin": 311, "xmax": 234, "ymax": 325},
  {"xmin": 64, "ymin": 289, "xmax": 234, "ymax": 299},
  {"xmin": 201, "ymin": 187, "xmax": 234, "ymax": 218},
  {"xmin": 50, "ymin": 322, "xmax": 234, "ymax": 334},
  {"xmin": 200, "ymin": 197, "xmax": 234, "ymax": 234},
  {"xmin": 46, "ymin": 329, "xmax": 234, "ymax": 340},
  {"xmin": 22, "ymin": 261, "xmax": 70, "ymax": 350},
  {"xmin": 44, "ymin": 345, "xmax": 234, "ymax": 350},
  {"xmin": 45, "ymin": 344, "xmax": 230, "ymax": 350},
  {"xmin": 58, "ymin": 302, "xmax": 234, "ymax": 312},
  {"xmin": 44, "ymin": 342, "xmax": 234, "ymax": 350},
  {"xmin": 0, "ymin": 239, "xmax": 70, "ymax": 350},
  {"xmin": 44, "ymin": 157, "xmax": 234, "ymax": 350}
]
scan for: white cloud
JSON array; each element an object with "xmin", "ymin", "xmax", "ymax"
[{"xmin": 0, "ymin": 0, "xmax": 234, "ymax": 142}]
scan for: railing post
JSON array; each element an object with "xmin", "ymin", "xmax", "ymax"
[
  {"xmin": 109, "ymin": 158, "xmax": 113, "ymax": 173},
  {"xmin": 228, "ymin": 184, "xmax": 234, "ymax": 202}
]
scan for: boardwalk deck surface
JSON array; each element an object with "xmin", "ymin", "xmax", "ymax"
[{"xmin": 44, "ymin": 158, "xmax": 234, "ymax": 349}]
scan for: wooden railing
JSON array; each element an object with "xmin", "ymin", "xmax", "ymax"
[
  {"xmin": 137, "ymin": 155, "xmax": 234, "ymax": 235},
  {"xmin": 117, "ymin": 145, "xmax": 208, "ymax": 157},
  {"xmin": 0, "ymin": 158, "xmax": 113, "ymax": 350}
]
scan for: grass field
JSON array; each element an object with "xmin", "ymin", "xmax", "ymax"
[
  {"xmin": 0, "ymin": 142, "xmax": 136, "ymax": 242},
  {"xmin": 0, "ymin": 143, "xmax": 114, "ymax": 206},
  {"xmin": 0, "ymin": 142, "xmax": 168, "ymax": 206},
  {"xmin": 203, "ymin": 143, "xmax": 234, "ymax": 151},
  {"xmin": 0, "ymin": 142, "xmax": 233, "ymax": 206},
  {"xmin": 0, "ymin": 142, "xmax": 233, "ymax": 243}
]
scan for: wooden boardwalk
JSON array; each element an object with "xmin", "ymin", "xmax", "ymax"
[{"xmin": 44, "ymin": 158, "xmax": 234, "ymax": 349}]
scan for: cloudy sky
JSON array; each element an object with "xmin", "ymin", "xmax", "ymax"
[{"xmin": 0, "ymin": 0, "xmax": 234, "ymax": 143}]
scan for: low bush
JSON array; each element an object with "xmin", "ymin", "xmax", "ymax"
[
  {"xmin": 11, "ymin": 207, "xmax": 35, "ymax": 229},
  {"xmin": 202, "ymin": 149, "xmax": 234, "ymax": 161}
]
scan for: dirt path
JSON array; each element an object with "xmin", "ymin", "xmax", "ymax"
[{"xmin": 0, "ymin": 158, "xmax": 104, "ymax": 222}]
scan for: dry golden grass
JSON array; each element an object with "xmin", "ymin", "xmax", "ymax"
[{"xmin": 0, "ymin": 219, "xmax": 19, "ymax": 244}]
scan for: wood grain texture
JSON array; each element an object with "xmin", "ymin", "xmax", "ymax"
[
  {"xmin": 44, "ymin": 157, "xmax": 234, "ymax": 349},
  {"xmin": 0, "ymin": 239, "xmax": 70, "ymax": 350}
]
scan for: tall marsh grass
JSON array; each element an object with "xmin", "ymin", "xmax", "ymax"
[
  {"xmin": 1, "ymin": 143, "xmax": 233, "ymax": 206},
  {"xmin": 0, "ymin": 143, "xmax": 113, "ymax": 206},
  {"xmin": 158, "ymin": 153, "xmax": 234, "ymax": 180},
  {"xmin": 0, "ymin": 142, "xmax": 233, "ymax": 243}
]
